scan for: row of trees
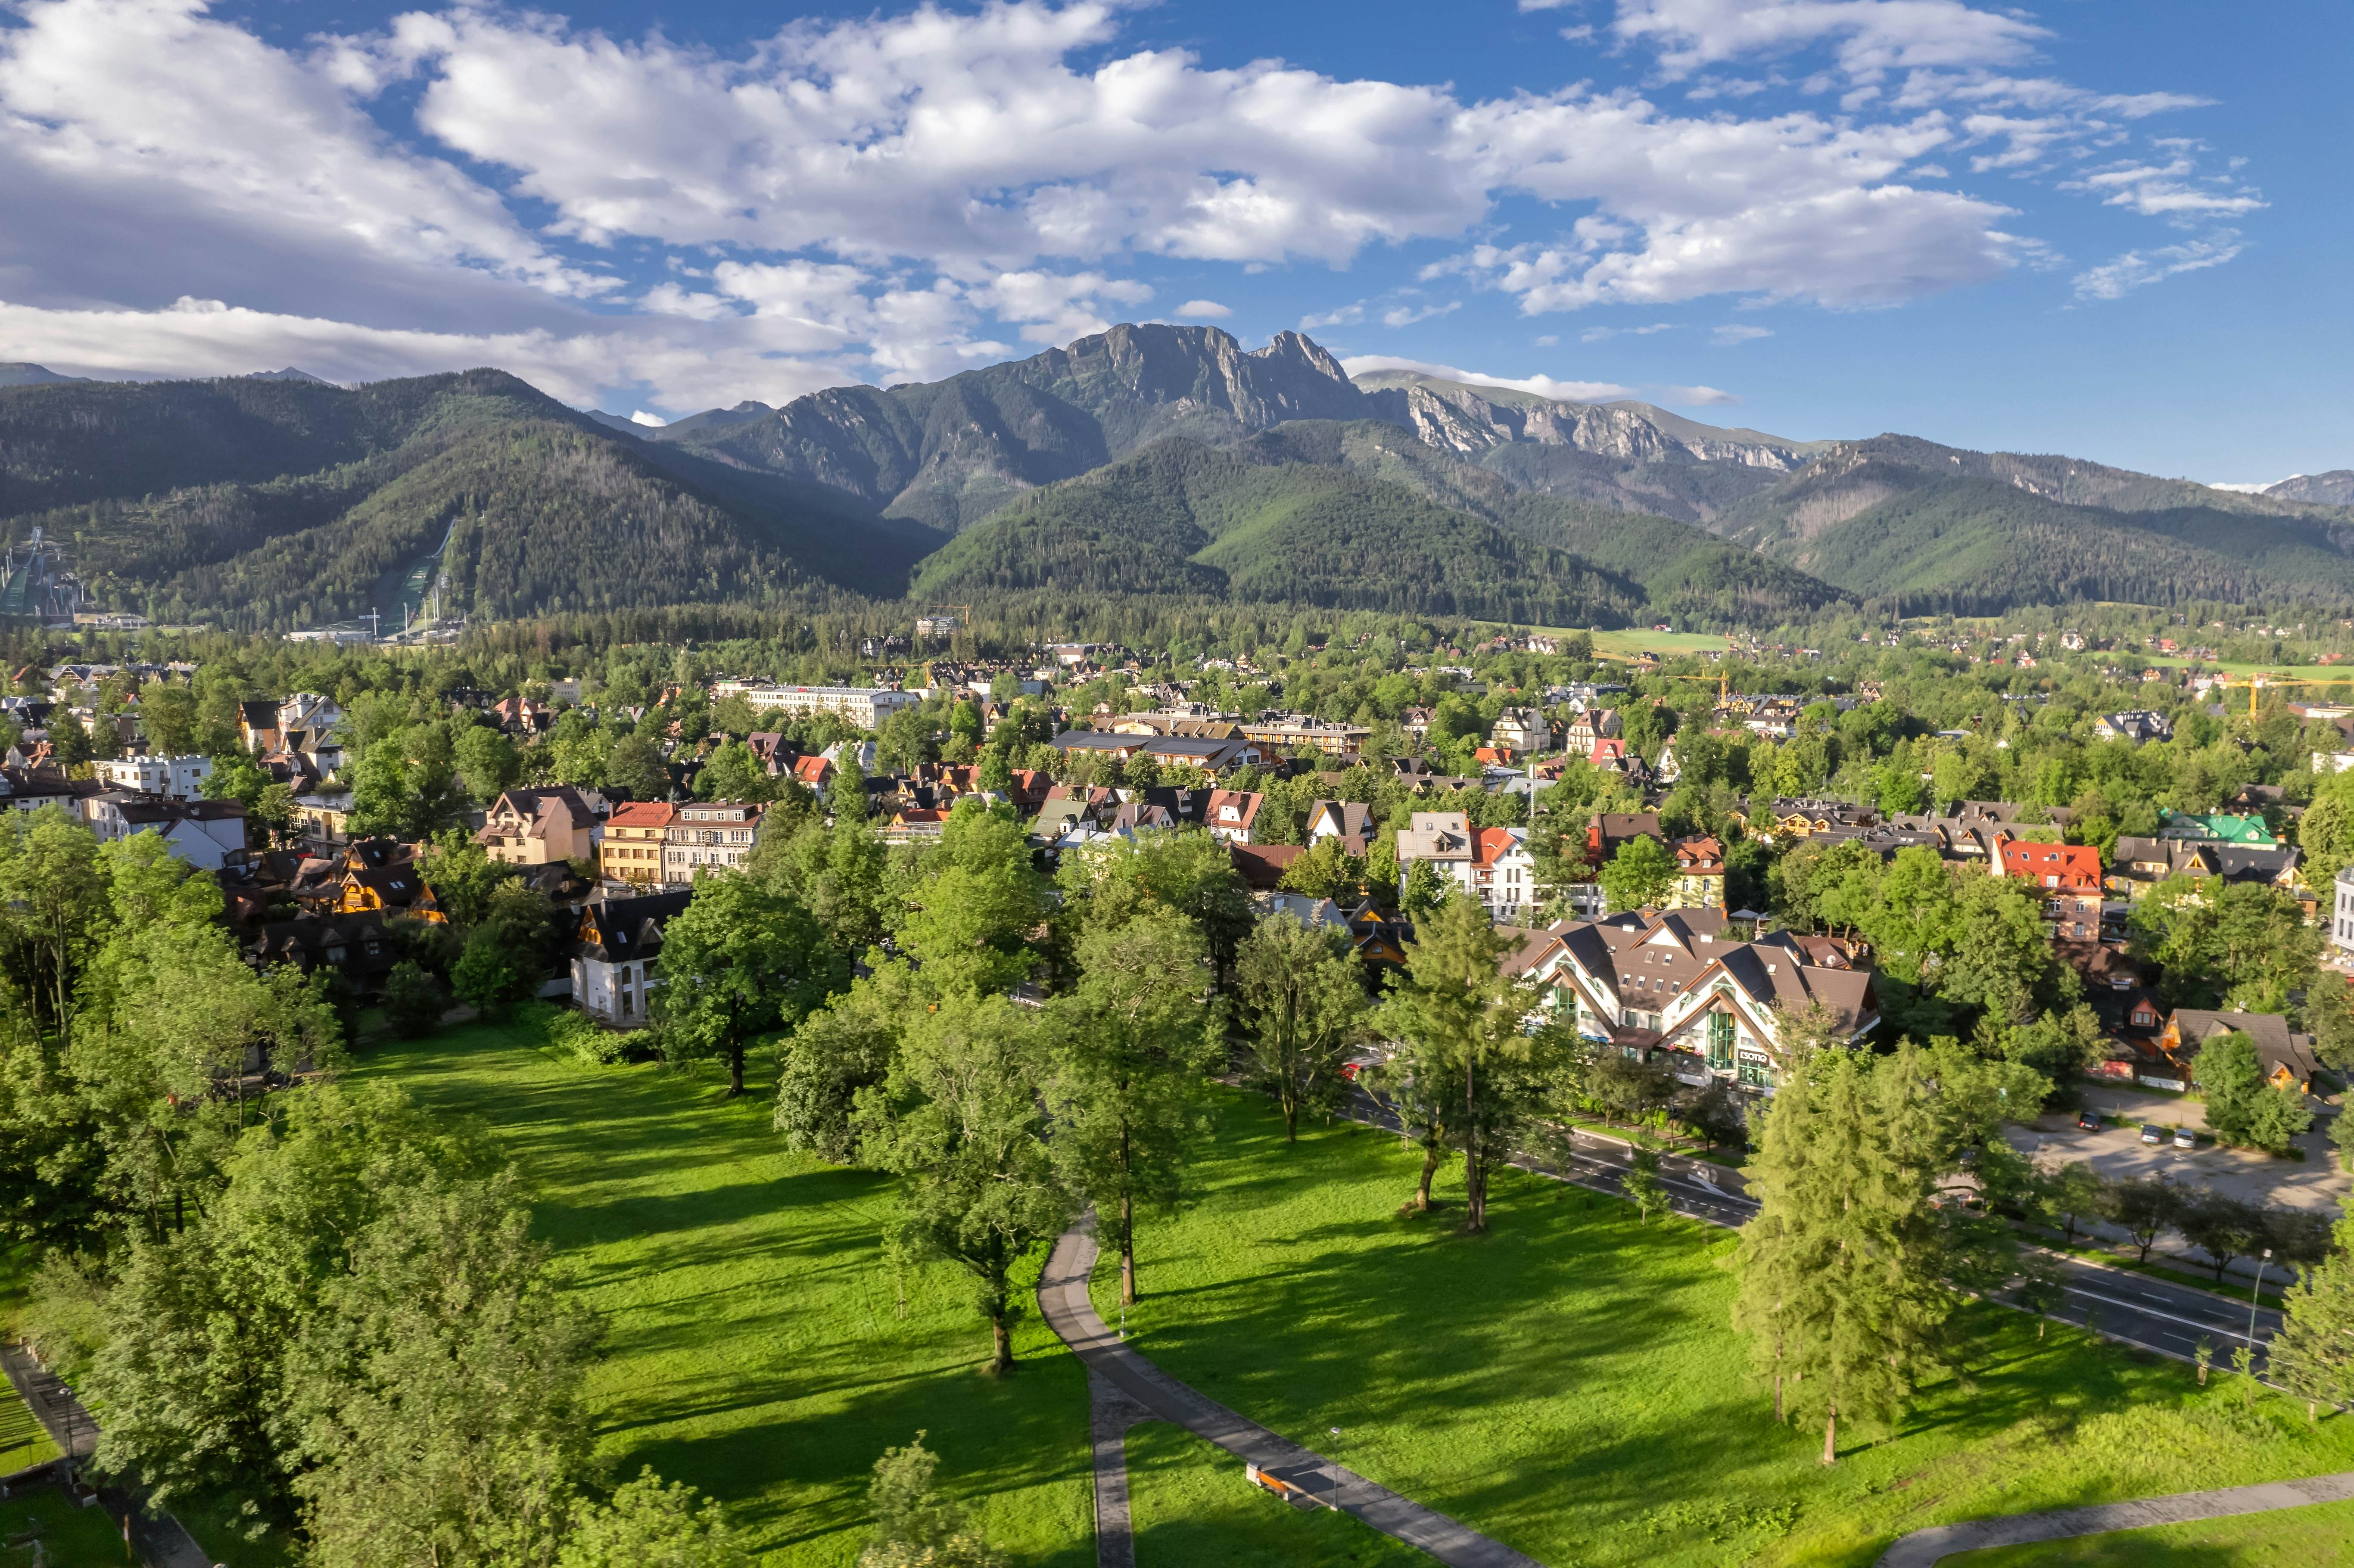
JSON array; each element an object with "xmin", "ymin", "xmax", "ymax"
[
  {"xmin": 2036, "ymin": 1162, "xmax": 2333, "ymax": 1280},
  {"xmin": 0, "ymin": 808, "xmax": 747, "ymax": 1562}
]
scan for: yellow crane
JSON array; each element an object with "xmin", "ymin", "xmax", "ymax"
[
  {"xmin": 2222, "ymin": 671, "xmax": 2350, "ymax": 717},
  {"xmin": 1672, "ymin": 670, "xmax": 1731, "ymax": 706}
]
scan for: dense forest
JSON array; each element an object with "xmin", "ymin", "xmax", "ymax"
[{"xmin": 910, "ymin": 438, "xmax": 1653, "ymax": 625}]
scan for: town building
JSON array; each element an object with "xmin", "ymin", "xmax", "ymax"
[
  {"xmin": 571, "ymin": 889, "xmax": 693, "ymax": 1025},
  {"xmin": 1510, "ymin": 908, "xmax": 1879, "ymax": 1094},
  {"xmin": 664, "ymin": 801, "xmax": 763, "ymax": 879},
  {"xmin": 1670, "ymin": 837, "xmax": 1726, "ymax": 911},
  {"xmin": 1491, "ymin": 708, "xmax": 1553, "ymax": 754},
  {"xmin": 2093, "ymin": 710, "xmax": 2173, "ymax": 743},
  {"xmin": 1236, "ymin": 715, "xmax": 1371, "ymax": 759},
  {"xmin": 1205, "ymin": 789, "xmax": 1263, "ymax": 843},
  {"xmin": 2157, "ymin": 809, "xmax": 2276, "ymax": 846},
  {"xmin": 602, "ymin": 801, "xmax": 676, "ymax": 886},
  {"xmin": 478, "ymin": 787, "xmax": 604, "ymax": 867},
  {"xmin": 1395, "ymin": 812, "xmax": 1536, "ymax": 922},
  {"xmin": 93, "ymin": 753, "xmax": 213, "ymax": 800},
  {"xmin": 719, "ymin": 684, "xmax": 919, "ymax": 729},
  {"xmin": 2158, "ymin": 1010, "xmax": 2320, "ymax": 1095},
  {"xmin": 81, "ymin": 794, "xmax": 248, "ymax": 870},
  {"xmin": 1305, "ymin": 800, "xmax": 1376, "ymax": 856}
]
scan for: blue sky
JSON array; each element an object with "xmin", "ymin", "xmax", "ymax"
[{"xmin": 1, "ymin": 0, "xmax": 2343, "ymax": 482}]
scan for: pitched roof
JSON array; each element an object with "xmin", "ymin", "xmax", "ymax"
[{"xmin": 608, "ymin": 801, "xmax": 676, "ymax": 829}]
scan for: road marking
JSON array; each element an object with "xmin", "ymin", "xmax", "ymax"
[{"xmin": 2059, "ymin": 1285, "xmax": 2260, "ymax": 1343}]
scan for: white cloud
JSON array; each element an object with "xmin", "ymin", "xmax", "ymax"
[
  {"xmin": 972, "ymin": 270, "xmax": 1153, "ymax": 344},
  {"xmin": 0, "ymin": 0, "xmax": 2258, "ymax": 409},
  {"xmin": 1612, "ymin": 0, "xmax": 2048, "ymax": 83},
  {"xmin": 1300, "ymin": 302, "xmax": 1367, "ymax": 330},
  {"xmin": 2063, "ymin": 160, "xmax": 2267, "ymax": 220},
  {"xmin": 1580, "ymin": 321, "xmax": 1676, "ymax": 342},
  {"xmin": 1440, "ymin": 180, "xmax": 2024, "ymax": 312},
  {"xmin": 1657, "ymin": 383, "xmax": 1741, "ymax": 404},
  {"xmin": 629, "ymin": 410, "xmax": 667, "ymax": 426},
  {"xmin": 1712, "ymin": 323, "xmax": 1773, "ymax": 344},
  {"xmin": 0, "ymin": 294, "xmax": 870, "ymax": 412},
  {"xmin": 1381, "ymin": 300, "xmax": 1460, "ymax": 327},
  {"xmin": 1338, "ymin": 355, "xmax": 1638, "ymax": 402},
  {"xmin": 0, "ymin": 0, "xmax": 609, "ymax": 298},
  {"xmin": 2071, "ymin": 231, "xmax": 2245, "ymax": 301}
]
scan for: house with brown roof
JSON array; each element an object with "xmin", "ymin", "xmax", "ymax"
[
  {"xmin": 601, "ymin": 801, "xmax": 676, "ymax": 886},
  {"xmin": 1517, "ymin": 908, "xmax": 1879, "ymax": 1094},
  {"xmin": 1205, "ymin": 788, "xmax": 1264, "ymax": 844},
  {"xmin": 1228, "ymin": 842, "xmax": 1304, "ymax": 892},
  {"xmin": 245, "ymin": 912, "xmax": 405, "ymax": 997},
  {"xmin": 478, "ymin": 787, "xmax": 603, "ymax": 867},
  {"xmin": 2158, "ymin": 1009, "xmax": 2320, "ymax": 1093},
  {"xmin": 1305, "ymin": 800, "xmax": 1376, "ymax": 856},
  {"xmin": 1671, "ymin": 836, "xmax": 1726, "ymax": 911},
  {"xmin": 336, "ymin": 864, "xmax": 446, "ymax": 923}
]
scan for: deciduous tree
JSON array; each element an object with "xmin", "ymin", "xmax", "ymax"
[
  {"xmin": 652, "ymin": 872, "xmax": 834, "ymax": 1097},
  {"xmin": 1047, "ymin": 910, "xmax": 1218, "ymax": 1303},
  {"xmin": 1233, "ymin": 912, "xmax": 1367, "ymax": 1143},
  {"xmin": 855, "ymin": 998, "xmax": 1070, "ymax": 1373},
  {"xmin": 1376, "ymin": 893, "xmax": 1554, "ymax": 1233}
]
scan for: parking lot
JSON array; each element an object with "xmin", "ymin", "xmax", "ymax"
[{"xmin": 2011, "ymin": 1084, "xmax": 2346, "ymax": 1213}]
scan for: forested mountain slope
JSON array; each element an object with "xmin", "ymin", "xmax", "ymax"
[
  {"xmin": 1712, "ymin": 436, "xmax": 2354, "ymax": 611},
  {"xmin": 1231, "ymin": 421, "xmax": 1842, "ymax": 624},
  {"xmin": 917, "ymin": 435, "xmax": 1717, "ymax": 625},
  {"xmin": 0, "ymin": 371, "xmax": 935, "ymax": 628}
]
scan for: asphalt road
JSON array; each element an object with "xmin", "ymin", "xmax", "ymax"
[{"xmin": 1339, "ymin": 1089, "xmax": 2285, "ymax": 1372}]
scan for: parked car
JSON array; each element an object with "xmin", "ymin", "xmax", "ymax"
[
  {"xmin": 2173, "ymin": 1126, "xmax": 2197, "ymax": 1150},
  {"xmin": 2139, "ymin": 1123, "xmax": 2163, "ymax": 1145},
  {"xmin": 2076, "ymin": 1109, "xmax": 2102, "ymax": 1132}
]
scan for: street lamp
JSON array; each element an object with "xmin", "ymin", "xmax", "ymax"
[{"xmin": 2248, "ymin": 1248, "xmax": 2273, "ymax": 1362}]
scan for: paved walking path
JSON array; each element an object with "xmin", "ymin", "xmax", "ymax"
[
  {"xmin": 1037, "ymin": 1220, "xmax": 1543, "ymax": 1568},
  {"xmin": 0, "ymin": 1339, "xmax": 214, "ymax": 1568},
  {"xmin": 1084, "ymin": 1372, "xmax": 1152, "ymax": 1568},
  {"xmin": 1873, "ymin": 1468, "xmax": 2354, "ymax": 1566}
]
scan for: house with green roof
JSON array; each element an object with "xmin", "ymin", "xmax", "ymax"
[{"xmin": 2156, "ymin": 809, "xmax": 2276, "ymax": 846}]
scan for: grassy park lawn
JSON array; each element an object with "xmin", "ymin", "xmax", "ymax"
[
  {"xmin": 0, "ymin": 1380, "xmax": 56, "ymax": 1478},
  {"xmin": 1098, "ymin": 1092, "xmax": 2354, "ymax": 1568},
  {"xmin": 355, "ymin": 1019, "xmax": 1094, "ymax": 1568},
  {"xmin": 1946, "ymin": 1498, "xmax": 2354, "ymax": 1565},
  {"xmin": 0, "ymin": 1486, "xmax": 128, "ymax": 1564},
  {"xmin": 1124, "ymin": 1423, "xmax": 1427, "ymax": 1568}
]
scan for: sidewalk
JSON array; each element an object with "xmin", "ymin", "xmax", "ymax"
[
  {"xmin": 1037, "ymin": 1220, "xmax": 1544, "ymax": 1568},
  {"xmin": 0, "ymin": 1340, "xmax": 213, "ymax": 1568}
]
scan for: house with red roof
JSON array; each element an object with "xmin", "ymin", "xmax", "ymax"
[{"xmin": 1997, "ymin": 836, "xmax": 2103, "ymax": 891}]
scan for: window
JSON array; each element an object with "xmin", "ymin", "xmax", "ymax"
[
  {"xmin": 1738, "ymin": 1055, "xmax": 1772, "ymax": 1089},
  {"xmin": 1707, "ymin": 1010, "xmax": 1734, "ymax": 1068}
]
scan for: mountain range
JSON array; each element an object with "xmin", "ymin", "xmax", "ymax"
[{"xmin": 3, "ymin": 326, "xmax": 2350, "ymax": 629}]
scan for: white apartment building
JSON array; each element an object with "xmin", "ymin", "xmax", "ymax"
[
  {"xmin": 1393, "ymin": 811, "xmax": 1536, "ymax": 923},
  {"xmin": 717, "ymin": 684, "xmax": 919, "ymax": 730},
  {"xmin": 664, "ymin": 801, "xmax": 765, "ymax": 880},
  {"xmin": 2334, "ymin": 865, "xmax": 2354, "ymax": 968},
  {"xmin": 93, "ymin": 753, "xmax": 212, "ymax": 801}
]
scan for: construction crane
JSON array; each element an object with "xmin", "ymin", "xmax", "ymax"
[
  {"xmin": 2222, "ymin": 671, "xmax": 2350, "ymax": 717},
  {"xmin": 1673, "ymin": 670, "xmax": 1732, "ymax": 706}
]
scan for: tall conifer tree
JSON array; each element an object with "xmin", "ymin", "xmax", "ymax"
[{"xmin": 1734, "ymin": 1045, "xmax": 1957, "ymax": 1463}]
